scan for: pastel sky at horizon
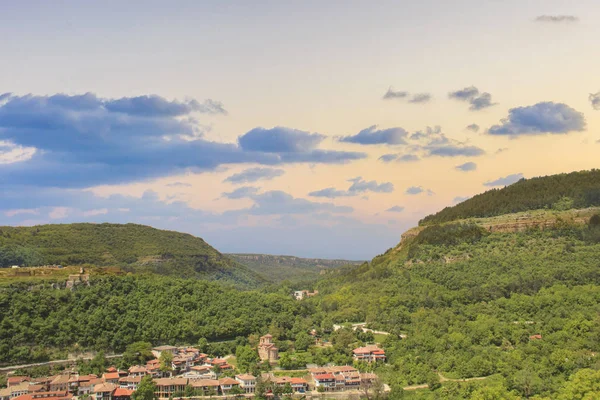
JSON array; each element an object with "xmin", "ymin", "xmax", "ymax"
[{"xmin": 1, "ymin": 0, "xmax": 599, "ymax": 259}]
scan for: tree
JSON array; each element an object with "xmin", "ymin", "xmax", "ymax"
[
  {"xmin": 123, "ymin": 341, "xmax": 154, "ymax": 367},
  {"xmin": 159, "ymin": 351, "xmax": 173, "ymax": 374},
  {"xmin": 132, "ymin": 375, "xmax": 156, "ymax": 400},
  {"xmin": 283, "ymin": 382, "xmax": 293, "ymax": 395},
  {"xmin": 230, "ymin": 385, "xmax": 244, "ymax": 397},
  {"xmin": 294, "ymin": 333, "xmax": 313, "ymax": 352},
  {"xmin": 514, "ymin": 368, "xmax": 542, "ymax": 398},
  {"xmin": 197, "ymin": 338, "xmax": 209, "ymax": 353},
  {"xmin": 255, "ymin": 376, "xmax": 268, "ymax": 400},
  {"xmin": 426, "ymin": 372, "xmax": 441, "ymax": 391},
  {"xmin": 236, "ymin": 345, "xmax": 260, "ymax": 373},
  {"xmin": 89, "ymin": 351, "xmax": 107, "ymax": 376},
  {"xmin": 184, "ymin": 385, "xmax": 195, "ymax": 398},
  {"xmin": 212, "ymin": 364, "xmax": 221, "ymax": 377}
]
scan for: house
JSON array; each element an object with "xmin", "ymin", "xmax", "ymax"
[
  {"xmin": 112, "ymin": 388, "xmax": 133, "ymax": 400},
  {"xmin": 185, "ymin": 365, "xmax": 214, "ymax": 379},
  {"xmin": 530, "ymin": 334, "xmax": 543, "ymax": 341},
  {"xmin": 7, "ymin": 382, "xmax": 30, "ymax": 399},
  {"xmin": 102, "ymin": 373, "xmax": 120, "ymax": 385},
  {"xmin": 1, "ymin": 388, "xmax": 11, "ymax": 400},
  {"xmin": 49, "ymin": 376, "xmax": 70, "ymax": 393},
  {"xmin": 93, "ymin": 383, "xmax": 116, "ymax": 400},
  {"xmin": 153, "ymin": 377, "xmax": 187, "ymax": 398},
  {"xmin": 151, "ymin": 345, "xmax": 178, "ymax": 359},
  {"xmin": 7, "ymin": 377, "xmax": 30, "ymax": 388},
  {"xmin": 117, "ymin": 377, "xmax": 141, "ymax": 391},
  {"xmin": 218, "ymin": 378, "xmax": 240, "ymax": 395},
  {"xmin": 352, "ymin": 345, "xmax": 386, "ymax": 363},
  {"xmin": 80, "ymin": 379, "xmax": 103, "ymax": 396},
  {"xmin": 127, "ymin": 366, "xmax": 147, "ymax": 377},
  {"xmin": 293, "ymin": 290, "xmax": 319, "ymax": 300},
  {"xmin": 234, "ymin": 374, "xmax": 255, "ymax": 394},
  {"xmin": 313, "ymin": 374, "xmax": 336, "ymax": 391},
  {"xmin": 190, "ymin": 379, "xmax": 220, "ymax": 396},
  {"xmin": 258, "ymin": 334, "xmax": 279, "ymax": 362},
  {"xmin": 290, "ymin": 378, "xmax": 308, "ymax": 393}
]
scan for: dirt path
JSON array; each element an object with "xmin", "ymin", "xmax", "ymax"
[
  {"xmin": 402, "ymin": 373, "xmax": 489, "ymax": 391},
  {"xmin": 0, "ymin": 354, "xmax": 122, "ymax": 373}
]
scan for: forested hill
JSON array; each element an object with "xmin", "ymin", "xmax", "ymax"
[
  {"xmin": 227, "ymin": 253, "xmax": 363, "ymax": 284},
  {"xmin": 311, "ymin": 203, "xmax": 600, "ymax": 397},
  {"xmin": 420, "ymin": 169, "xmax": 600, "ymax": 225},
  {"xmin": 0, "ymin": 223, "xmax": 263, "ymax": 287}
]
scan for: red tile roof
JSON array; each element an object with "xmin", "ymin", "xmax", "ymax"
[
  {"xmin": 218, "ymin": 378, "xmax": 239, "ymax": 385},
  {"xmin": 313, "ymin": 374, "xmax": 335, "ymax": 381},
  {"xmin": 103, "ymin": 372, "xmax": 120, "ymax": 381},
  {"xmin": 113, "ymin": 388, "xmax": 134, "ymax": 397}
]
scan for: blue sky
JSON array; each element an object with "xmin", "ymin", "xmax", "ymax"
[{"xmin": 1, "ymin": 0, "xmax": 600, "ymax": 259}]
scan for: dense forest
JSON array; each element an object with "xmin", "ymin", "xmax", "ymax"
[
  {"xmin": 0, "ymin": 223, "xmax": 262, "ymax": 286},
  {"xmin": 311, "ymin": 214, "xmax": 600, "ymax": 398},
  {"xmin": 0, "ymin": 275, "xmax": 307, "ymax": 364},
  {"xmin": 420, "ymin": 169, "xmax": 600, "ymax": 225}
]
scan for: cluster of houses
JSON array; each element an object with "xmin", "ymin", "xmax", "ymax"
[
  {"xmin": 308, "ymin": 366, "xmax": 378, "ymax": 392},
  {"xmin": 1, "ymin": 341, "xmax": 385, "ymax": 400}
]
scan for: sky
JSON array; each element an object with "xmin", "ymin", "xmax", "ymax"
[{"xmin": 1, "ymin": 0, "xmax": 600, "ymax": 259}]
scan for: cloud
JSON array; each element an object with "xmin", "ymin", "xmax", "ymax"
[
  {"xmin": 375, "ymin": 126, "xmax": 484, "ymax": 159},
  {"xmin": 307, "ymin": 188, "xmax": 353, "ymax": 198},
  {"xmin": 222, "ymin": 186, "xmax": 261, "ymax": 199},
  {"xmin": 496, "ymin": 148, "xmax": 509, "ymax": 154},
  {"xmin": 339, "ymin": 125, "xmax": 408, "ymax": 145},
  {"xmin": 238, "ymin": 126, "xmax": 324, "ymax": 153},
  {"xmin": 535, "ymin": 15, "xmax": 579, "ymax": 23},
  {"xmin": 426, "ymin": 144, "xmax": 485, "ymax": 157},
  {"xmin": 466, "ymin": 124, "xmax": 480, "ymax": 132},
  {"xmin": 456, "ymin": 162, "xmax": 477, "ymax": 172},
  {"xmin": 0, "ymin": 93, "xmax": 366, "ymax": 188},
  {"xmin": 309, "ymin": 177, "xmax": 394, "ymax": 198},
  {"xmin": 398, "ymin": 154, "xmax": 420, "ymax": 162},
  {"xmin": 405, "ymin": 186, "xmax": 434, "ymax": 196},
  {"xmin": 378, "ymin": 154, "xmax": 398, "ymax": 163},
  {"xmin": 409, "ymin": 93, "xmax": 432, "ymax": 103},
  {"xmin": 488, "ymin": 102, "xmax": 586, "ymax": 136},
  {"xmin": 166, "ymin": 182, "xmax": 192, "ymax": 188},
  {"xmin": 449, "ymin": 86, "xmax": 496, "ymax": 111},
  {"xmin": 589, "ymin": 92, "xmax": 600, "ymax": 110},
  {"xmin": 484, "ymin": 173, "xmax": 524, "ymax": 187},
  {"xmin": 224, "ymin": 190, "xmax": 353, "ymax": 216},
  {"xmin": 103, "ymin": 95, "xmax": 227, "ymax": 116},
  {"xmin": 224, "ymin": 167, "xmax": 285, "ymax": 184},
  {"xmin": 386, "ymin": 206, "xmax": 405, "ymax": 213},
  {"xmin": 382, "ymin": 87, "xmax": 409, "ymax": 100},
  {"xmin": 378, "ymin": 154, "xmax": 420, "ymax": 163},
  {"xmin": 382, "ymin": 88, "xmax": 431, "ymax": 104}
]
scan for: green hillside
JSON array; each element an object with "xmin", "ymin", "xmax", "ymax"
[
  {"xmin": 310, "ymin": 181, "xmax": 600, "ymax": 397},
  {"xmin": 0, "ymin": 223, "xmax": 263, "ymax": 287},
  {"xmin": 227, "ymin": 253, "xmax": 363, "ymax": 284},
  {"xmin": 420, "ymin": 169, "xmax": 600, "ymax": 225}
]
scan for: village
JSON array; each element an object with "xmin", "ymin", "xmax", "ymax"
[{"xmin": 0, "ymin": 335, "xmax": 387, "ymax": 400}]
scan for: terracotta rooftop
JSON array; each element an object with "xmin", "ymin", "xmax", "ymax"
[
  {"xmin": 94, "ymin": 383, "xmax": 117, "ymax": 393},
  {"xmin": 113, "ymin": 388, "xmax": 134, "ymax": 397},
  {"xmin": 235, "ymin": 374, "xmax": 256, "ymax": 381},
  {"xmin": 218, "ymin": 378, "xmax": 239, "ymax": 385},
  {"xmin": 190, "ymin": 379, "xmax": 220, "ymax": 387}
]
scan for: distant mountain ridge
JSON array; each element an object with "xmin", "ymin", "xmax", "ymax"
[
  {"xmin": 0, "ymin": 223, "xmax": 263, "ymax": 287},
  {"xmin": 227, "ymin": 253, "xmax": 364, "ymax": 283}
]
